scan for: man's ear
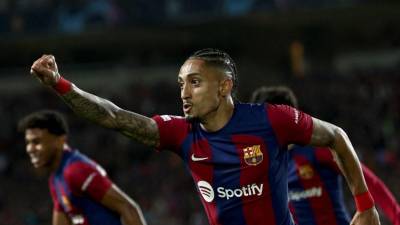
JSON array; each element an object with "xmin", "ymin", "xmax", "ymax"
[
  {"xmin": 219, "ymin": 78, "xmax": 233, "ymax": 97},
  {"xmin": 57, "ymin": 135, "xmax": 67, "ymax": 147}
]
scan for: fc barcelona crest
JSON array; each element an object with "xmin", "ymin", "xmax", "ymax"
[
  {"xmin": 243, "ymin": 145, "xmax": 263, "ymax": 166},
  {"xmin": 299, "ymin": 164, "xmax": 314, "ymax": 180}
]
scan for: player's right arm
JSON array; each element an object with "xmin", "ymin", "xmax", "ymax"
[
  {"xmin": 268, "ymin": 104, "xmax": 380, "ymax": 225},
  {"xmin": 52, "ymin": 211, "xmax": 71, "ymax": 225},
  {"xmin": 101, "ymin": 185, "xmax": 147, "ymax": 225},
  {"xmin": 30, "ymin": 54, "xmax": 160, "ymax": 147}
]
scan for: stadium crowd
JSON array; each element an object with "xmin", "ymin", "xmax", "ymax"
[{"xmin": 0, "ymin": 0, "xmax": 371, "ymax": 34}]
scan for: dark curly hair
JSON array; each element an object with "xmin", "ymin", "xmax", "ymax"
[
  {"xmin": 18, "ymin": 110, "xmax": 69, "ymax": 136},
  {"xmin": 250, "ymin": 86, "xmax": 298, "ymax": 108}
]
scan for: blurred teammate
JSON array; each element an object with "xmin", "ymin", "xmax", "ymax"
[
  {"xmin": 29, "ymin": 49, "xmax": 380, "ymax": 225},
  {"xmin": 251, "ymin": 85, "xmax": 400, "ymax": 225},
  {"xmin": 18, "ymin": 110, "xmax": 147, "ymax": 225}
]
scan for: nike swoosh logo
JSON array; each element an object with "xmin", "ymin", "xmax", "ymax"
[{"xmin": 191, "ymin": 154, "xmax": 208, "ymax": 161}]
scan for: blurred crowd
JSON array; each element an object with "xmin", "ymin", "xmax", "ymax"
[
  {"xmin": 0, "ymin": 0, "xmax": 369, "ymax": 35},
  {"xmin": 0, "ymin": 0, "xmax": 398, "ymax": 224},
  {"xmin": 0, "ymin": 62, "xmax": 398, "ymax": 224}
]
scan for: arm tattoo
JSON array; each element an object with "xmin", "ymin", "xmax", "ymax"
[{"xmin": 60, "ymin": 86, "xmax": 160, "ymax": 147}]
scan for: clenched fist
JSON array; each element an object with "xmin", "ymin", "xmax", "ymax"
[{"xmin": 30, "ymin": 54, "xmax": 60, "ymax": 86}]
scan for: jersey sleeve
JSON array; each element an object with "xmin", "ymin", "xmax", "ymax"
[
  {"xmin": 152, "ymin": 115, "xmax": 190, "ymax": 153},
  {"xmin": 48, "ymin": 176, "xmax": 63, "ymax": 212},
  {"xmin": 266, "ymin": 104, "xmax": 313, "ymax": 147},
  {"xmin": 64, "ymin": 162, "xmax": 112, "ymax": 202},
  {"xmin": 362, "ymin": 164, "xmax": 400, "ymax": 225}
]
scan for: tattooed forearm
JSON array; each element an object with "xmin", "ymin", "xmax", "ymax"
[
  {"xmin": 116, "ymin": 109, "xmax": 160, "ymax": 147},
  {"xmin": 60, "ymin": 85, "xmax": 160, "ymax": 147},
  {"xmin": 62, "ymin": 86, "xmax": 117, "ymax": 127}
]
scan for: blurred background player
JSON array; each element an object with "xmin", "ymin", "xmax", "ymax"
[
  {"xmin": 18, "ymin": 110, "xmax": 147, "ymax": 225},
  {"xmin": 250, "ymin": 85, "xmax": 400, "ymax": 225},
  {"xmin": 29, "ymin": 49, "xmax": 379, "ymax": 225}
]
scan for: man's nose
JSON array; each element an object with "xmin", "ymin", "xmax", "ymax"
[{"xmin": 181, "ymin": 83, "xmax": 191, "ymax": 99}]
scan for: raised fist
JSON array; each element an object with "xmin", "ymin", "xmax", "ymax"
[{"xmin": 30, "ymin": 54, "xmax": 61, "ymax": 86}]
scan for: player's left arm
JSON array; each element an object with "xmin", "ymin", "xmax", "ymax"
[
  {"xmin": 309, "ymin": 118, "xmax": 380, "ymax": 225},
  {"xmin": 100, "ymin": 185, "xmax": 147, "ymax": 225},
  {"xmin": 362, "ymin": 164, "xmax": 400, "ymax": 225}
]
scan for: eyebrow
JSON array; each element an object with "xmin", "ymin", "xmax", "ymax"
[{"xmin": 178, "ymin": 73, "xmax": 202, "ymax": 80}]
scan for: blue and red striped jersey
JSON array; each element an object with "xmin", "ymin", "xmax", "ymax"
[
  {"xmin": 153, "ymin": 103, "xmax": 313, "ymax": 225},
  {"xmin": 288, "ymin": 146, "xmax": 400, "ymax": 225},
  {"xmin": 49, "ymin": 149, "xmax": 121, "ymax": 225},
  {"xmin": 287, "ymin": 146, "xmax": 350, "ymax": 225}
]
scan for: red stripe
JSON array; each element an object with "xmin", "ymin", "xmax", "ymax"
[
  {"xmin": 293, "ymin": 155, "xmax": 338, "ymax": 225},
  {"xmin": 49, "ymin": 176, "xmax": 63, "ymax": 211},
  {"xmin": 188, "ymin": 139, "xmax": 221, "ymax": 225},
  {"xmin": 233, "ymin": 135, "xmax": 276, "ymax": 225},
  {"xmin": 289, "ymin": 202, "xmax": 298, "ymax": 224},
  {"xmin": 314, "ymin": 148, "xmax": 341, "ymax": 174}
]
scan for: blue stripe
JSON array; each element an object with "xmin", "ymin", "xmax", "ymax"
[
  {"xmin": 323, "ymin": 177, "xmax": 350, "ymax": 225},
  {"xmin": 210, "ymin": 136, "xmax": 246, "ymax": 225},
  {"xmin": 181, "ymin": 132, "xmax": 194, "ymax": 164},
  {"xmin": 290, "ymin": 147, "xmax": 350, "ymax": 225},
  {"xmin": 263, "ymin": 104, "xmax": 294, "ymax": 225},
  {"xmin": 313, "ymin": 151, "xmax": 350, "ymax": 225},
  {"xmin": 289, "ymin": 157, "xmax": 316, "ymax": 225}
]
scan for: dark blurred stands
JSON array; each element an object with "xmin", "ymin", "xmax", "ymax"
[{"xmin": 0, "ymin": 0, "xmax": 399, "ymax": 224}]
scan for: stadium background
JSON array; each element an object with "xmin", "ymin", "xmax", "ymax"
[{"xmin": 0, "ymin": 0, "xmax": 399, "ymax": 224}]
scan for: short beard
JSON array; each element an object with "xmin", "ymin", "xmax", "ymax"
[{"xmin": 185, "ymin": 115, "xmax": 201, "ymax": 123}]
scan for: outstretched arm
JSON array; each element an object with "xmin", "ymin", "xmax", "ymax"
[
  {"xmin": 309, "ymin": 118, "xmax": 380, "ymax": 225},
  {"xmin": 30, "ymin": 54, "xmax": 160, "ymax": 147}
]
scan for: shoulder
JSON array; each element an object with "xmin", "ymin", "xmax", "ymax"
[
  {"xmin": 237, "ymin": 102, "xmax": 265, "ymax": 112},
  {"xmin": 152, "ymin": 114, "xmax": 192, "ymax": 133},
  {"xmin": 266, "ymin": 103, "xmax": 297, "ymax": 118},
  {"xmin": 153, "ymin": 114, "xmax": 187, "ymax": 122},
  {"xmin": 63, "ymin": 160, "xmax": 95, "ymax": 180},
  {"xmin": 62, "ymin": 151, "xmax": 102, "ymax": 182},
  {"xmin": 235, "ymin": 102, "xmax": 268, "ymax": 121}
]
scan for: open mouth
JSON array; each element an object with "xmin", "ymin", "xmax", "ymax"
[
  {"xmin": 183, "ymin": 103, "xmax": 192, "ymax": 113},
  {"xmin": 30, "ymin": 155, "xmax": 40, "ymax": 165}
]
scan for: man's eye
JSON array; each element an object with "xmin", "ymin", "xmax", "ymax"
[{"xmin": 192, "ymin": 79, "xmax": 200, "ymax": 85}]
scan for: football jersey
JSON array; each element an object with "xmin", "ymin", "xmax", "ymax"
[
  {"xmin": 288, "ymin": 146, "xmax": 400, "ymax": 225},
  {"xmin": 287, "ymin": 146, "xmax": 350, "ymax": 225},
  {"xmin": 153, "ymin": 103, "xmax": 313, "ymax": 225},
  {"xmin": 49, "ymin": 149, "xmax": 121, "ymax": 225}
]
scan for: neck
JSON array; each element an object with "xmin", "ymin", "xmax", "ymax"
[
  {"xmin": 200, "ymin": 97, "xmax": 234, "ymax": 132},
  {"xmin": 49, "ymin": 144, "xmax": 69, "ymax": 173}
]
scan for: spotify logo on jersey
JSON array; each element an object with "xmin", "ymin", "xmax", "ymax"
[
  {"xmin": 197, "ymin": 181, "xmax": 215, "ymax": 202},
  {"xmin": 197, "ymin": 180, "xmax": 264, "ymax": 202}
]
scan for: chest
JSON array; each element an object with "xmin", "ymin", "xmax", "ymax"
[
  {"xmin": 53, "ymin": 175, "xmax": 76, "ymax": 212},
  {"xmin": 183, "ymin": 132, "xmax": 283, "ymax": 185}
]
